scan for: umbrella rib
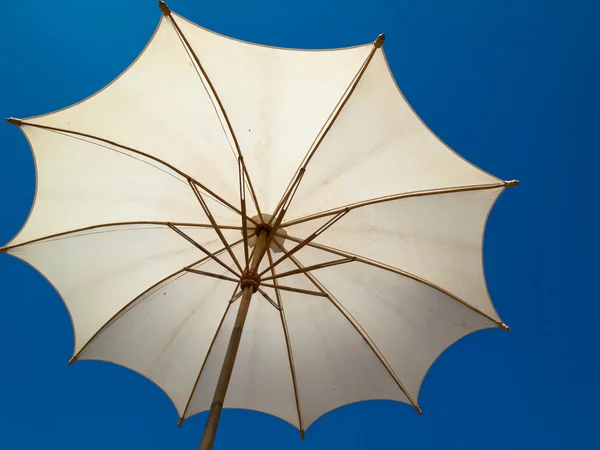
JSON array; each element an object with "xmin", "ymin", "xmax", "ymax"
[
  {"xmin": 282, "ymin": 250, "xmax": 422, "ymax": 414},
  {"xmin": 179, "ymin": 281, "xmax": 241, "ymax": 426},
  {"xmin": 69, "ymin": 267, "xmax": 189, "ymax": 364},
  {"xmin": 1, "ymin": 221, "xmax": 242, "ymax": 252},
  {"xmin": 282, "ymin": 182, "xmax": 509, "ymax": 228},
  {"xmin": 259, "ymin": 209, "xmax": 349, "ymax": 277},
  {"xmin": 279, "ymin": 233, "xmax": 507, "ymax": 329},
  {"xmin": 265, "ymin": 248, "xmax": 305, "ymax": 436},
  {"xmin": 184, "ymin": 268, "xmax": 239, "ymax": 283},
  {"xmin": 261, "ymin": 256, "xmax": 356, "ymax": 281},
  {"xmin": 268, "ymin": 34, "xmax": 385, "ymax": 227},
  {"xmin": 260, "ymin": 283, "xmax": 327, "ymax": 297},
  {"xmin": 168, "ymin": 223, "xmax": 240, "ymax": 277},
  {"xmin": 257, "ymin": 288, "xmax": 282, "ymax": 310},
  {"xmin": 69, "ymin": 241, "xmax": 239, "ymax": 364},
  {"xmin": 239, "ymin": 159, "xmax": 250, "ymax": 270},
  {"xmin": 166, "ymin": 13, "xmax": 264, "ymax": 222},
  {"xmin": 189, "ymin": 180, "xmax": 244, "ymax": 273},
  {"xmin": 228, "ymin": 289, "xmax": 244, "ymax": 305},
  {"xmin": 13, "ymin": 121, "xmax": 252, "ymax": 223},
  {"xmin": 252, "ymin": 169, "xmax": 307, "ymax": 268},
  {"xmin": 183, "ymin": 237, "xmax": 244, "ymax": 271}
]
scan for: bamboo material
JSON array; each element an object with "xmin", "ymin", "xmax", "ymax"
[
  {"xmin": 198, "ymin": 230, "xmax": 268, "ymax": 450},
  {"xmin": 168, "ymin": 223, "xmax": 240, "ymax": 277},
  {"xmin": 268, "ymin": 34, "xmax": 384, "ymax": 226},
  {"xmin": 14, "ymin": 121, "xmax": 249, "ymax": 222},
  {"xmin": 259, "ymin": 209, "xmax": 349, "ymax": 276},
  {"xmin": 70, "ymin": 241, "xmax": 242, "ymax": 364},
  {"xmin": 2, "ymin": 221, "xmax": 243, "ymax": 253},
  {"xmin": 189, "ymin": 180, "xmax": 244, "ymax": 273},
  {"xmin": 239, "ymin": 159, "xmax": 250, "ymax": 269},
  {"xmin": 278, "ymin": 232, "xmax": 509, "ymax": 329},
  {"xmin": 228, "ymin": 290, "xmax": 244, "ymax": 305},
  {"xmin": 165, "ymin": 10, "xmax": 264, "ymax": 222},
  {"xmin": 183, "ymin": 268, "xmax": 239, "ymax": 283},
  {"xmin": 257, "ymin": 288, "xmax": 281, "ymax": 310},
  {"xmin": 265, "ymin": 248, "xmax": 305, "ymax": 438},
  {"xmin": 282, "ymin": 248, "xmax": 422, "ymax": 415},
  {"xmin": 261, "ymin": 256, "xmax": 355, "ymax": 281},
  {"xmin": 260, "ymin": 283, "xmax": 328, "ymax": 297},
  {"xmin": 281, "ymin": 182, "xmax": 507, "ymax": 228},
  {"xmin": 179, "ymin": 283, "xmax": 240, "ymax": 427}
]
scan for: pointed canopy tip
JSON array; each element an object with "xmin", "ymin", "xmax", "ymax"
[
  {"xmin": 158, "ymin": 0, "xmax": 171, "ymax": 15},
  {"xmin": 0, "ymin": 247, "xmax": 6, "ymax": 253},
  {"xmin": 500, "ymin": 322, "xmax": 511, "ymax": 332},
  {"xmin": 374, "ymin": 34, "xmax": 386, "ymax": 48},
  {"xmin": 68, "ymin": 357, "xmax": 76, "ymax": 365},
  {"xmin": 504, "ymin": 179, "xmax": 520, "ymax": 188},
  {"xmin": 415, "ymin": 405, "xmax": 423, "ymax": 415},
  {"xmin": 299, "ymin": 430, "xmax": 305, "ymax": 440},
  {"xmin": 177, "ymin": 417, "xmax": 184, "ymax": 427},
  {"xmin": 5, "ymin": 117, "xmax": 22, "ymax": 126}
]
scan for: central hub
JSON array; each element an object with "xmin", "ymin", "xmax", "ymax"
[
  {"xmin": 254, "ymin": 222, "xmax": 272, "ymax": 237},
  {"xmin": 243, "ymin": 213, "xmax": 288, "ymax": 253},
  {"xmin": 240, "ymin": 270, "xmax": 261, "ymax": 293}
]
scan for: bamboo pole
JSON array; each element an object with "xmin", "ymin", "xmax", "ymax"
[{"xmin": 198, "ymin": 230, "xmax": 268, "ymax": 450}]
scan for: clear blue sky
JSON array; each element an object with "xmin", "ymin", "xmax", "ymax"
[{"xmin": 0, "ymin": 0, "xmax": 597, "ymax": 449}]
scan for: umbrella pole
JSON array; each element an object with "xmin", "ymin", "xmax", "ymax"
[{"xmin": 198, "ymin": 230, "xmax": 269, "ymax": 450}]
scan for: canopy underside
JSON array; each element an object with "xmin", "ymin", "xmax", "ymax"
[{"xmin": 1, "ymin": 4, "xmax": 514, "ymax": 434}]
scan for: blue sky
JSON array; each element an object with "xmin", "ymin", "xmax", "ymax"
[{"xmin": 0, "ymin": 0, "xmax": 598, "ymax": 449}]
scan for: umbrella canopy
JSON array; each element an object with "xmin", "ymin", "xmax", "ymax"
[{"xmin": 1, "ymin": 1, "xmax": 518, "ymax": 448}]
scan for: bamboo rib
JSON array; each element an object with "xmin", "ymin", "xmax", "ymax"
[
  {"xmin": 70, "ymin": 241, "xmax": 241, "ymax": 364},
  {"xmin": 300, "ymin": 35, "xmax": 385, "ymax": 170},
  {"xmin": 188, "ymin": 181, "xmax": 244, "ymax": 273},
  {"xmin": 257, "ymin": 288, "xmax": 281, "ymax": 310},
  {"xmin": 198, "ymin": 230, "xmax": 269, "ymax": 450},
  {"xmin": 14, "ymin": 121, "xmax": 250, "ymax": 222},
  {"xmin": 261, "ymin": 256, "xmax": 355, "ymax": 281},
  {"xmin": 259, "ymin": 209, "xmax": 348, "ymax": 276},
  {"xmin": 266, "ymin": 247, "xmax": 305, "ymax": 438},
  {"xmin": 283, "ymin": 250, "xmax": 422, "ymax": 415},
  {"xmin": 269, "ymin": 34, "xmax": 384, "ymax": 226},
  {"xmin": 166, "ymin": 13, "xmax": 264, "ymax": 222},
  {"xmin": 178, "ymin": 281, "xmax": 241, "ymax": 426},
  {"xmin": 260, "ymin": 283, "xmax": 328, "ymax": 297},
  {"xmin": 282, "ymin": 182, "xmax": 507, "ymax": 228},
  {"xmin": 168, "ymin": 223, "xmax": 240, "ymax": 277},
  {"xmin": 239, "ymin": 159, "xmax": 250, "ymax": 269},
  {"xmin": 184, "ymin": 268, "xmax": 239, "ymax": 283},
  {"xmin": 278, "ymin": 233, "xmax": 506, "ymax": 328},
  {"xmin": 1, "ymin": 221, "xmax": 243, "ymax": 252}
]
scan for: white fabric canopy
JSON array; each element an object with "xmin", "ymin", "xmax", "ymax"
[{"xmin": 1, "ymin": 4, "xmax": 515, "ymax": 436}]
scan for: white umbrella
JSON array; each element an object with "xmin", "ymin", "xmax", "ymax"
[{"xmin": 1, "ymin": 2, "xmax": 518, "ymax": 449}]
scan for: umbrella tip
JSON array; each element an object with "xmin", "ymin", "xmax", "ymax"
[
  {"xmin": 414, "ymin": 405, "xmax": 423, "ymax": 415},
  {"xmin": 6, "ymin": 117, "xmax": 22, "ymax": 126},
  {"xmin": 299, "ymin": 430, "xmax": 305, "ymax": 440},
  {"xmin": 504, "ymin": 179, "xmax": 520, "ymax": 188},
  {"xmin": 177, "ymin": 417, "xmax": 184, "ymax": 427},
  {"xmin": 0, "ymin": 247, "xmax": 6, "ymax": 253},
  {"xmin": 375, "ymin": 34, "xmax": 386, "ymax": 48},
  {"xmin": 500, "ymin": 322, "xmax": 511, "ymax": 332},
  {"xmin": 158, "ymin": 1, "xmax": 171, "ymax": 15},
  {"xmin": 68, "ymin": 357, "xmax": 76, "ymax": 365}
]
